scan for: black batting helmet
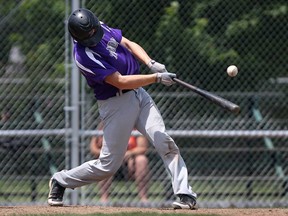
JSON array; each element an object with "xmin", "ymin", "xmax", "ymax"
[{"xmin": 68, "ymin": 8, "xmax": 104, "ymax": 47}]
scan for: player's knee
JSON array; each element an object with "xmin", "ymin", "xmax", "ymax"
[
  {"xmin": 99, "ymin": 157, "xmax": 122, "ymax": 175},
  {"xmin": 154, "ymin": 131, "xmax": 179, "ymax": 156}
]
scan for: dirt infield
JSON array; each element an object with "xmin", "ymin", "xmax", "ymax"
[{"xmin": 1, "ymin": 206, "xmax": 288, "ymax": 216}]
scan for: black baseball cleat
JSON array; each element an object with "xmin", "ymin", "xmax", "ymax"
[
  {"xmin": 48, "ymin": 178, "xmax": 66, "ymax": 206},
  {"xmin": 172, "ymin": 194, "xmax": 197, "ymax": 210}
]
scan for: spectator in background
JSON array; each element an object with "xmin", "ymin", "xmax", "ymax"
[
  {"xmin": 5, "ymin": 44, "xmax": 26, "ymax": 77},
  {"xmin": 0, "ymin": 110, "xmax": 10, "ymax": 127},
  {"xmin": 0, "ymin": 110, "xmax": 14, "ymax": 149},
  {"xmin": 90, "ymin": 124, "xmax": 149, "ymax": 202}
]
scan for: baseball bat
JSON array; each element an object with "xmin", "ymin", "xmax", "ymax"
[{"xmin": 173, "ymin": 78, "xmax": 240, "ymax": 114}]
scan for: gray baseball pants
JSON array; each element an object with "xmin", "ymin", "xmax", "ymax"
[{"xmin": 53, "ymin": 87, "xmax": 197, "ymax": 197}]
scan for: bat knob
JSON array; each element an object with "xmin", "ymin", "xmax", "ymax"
[{"xmin": 232, "ymin": 105, "xmax": 240, "ymax": 114}]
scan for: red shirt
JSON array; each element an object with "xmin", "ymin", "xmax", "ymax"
[{"xmin": 127, "ymin": 136, "xmax": 137, "ymax": 150}]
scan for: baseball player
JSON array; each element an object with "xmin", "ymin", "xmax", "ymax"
[{"xmin": 48, "ymin": 8, "xmax": 197, "ymax": 209}]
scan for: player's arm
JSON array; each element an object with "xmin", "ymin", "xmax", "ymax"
[
  {"xmin": 120, "ymin": 36, "xmax": 167, "ymax": 73},
  {"xmin": 104, "ymin": 71, "xmax": 157, "ymax": 90},
  {"xmin": 120, "ymin": 37, "xmax": 151, "ymax": 65},
  {"xmin": 105, "ymin": 37, "xmax": 176, "ymax": 88}
]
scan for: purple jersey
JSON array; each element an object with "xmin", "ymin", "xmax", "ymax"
[{"xmin": 73, "ymin": 22, "xmax": 140, "ymax": 100}]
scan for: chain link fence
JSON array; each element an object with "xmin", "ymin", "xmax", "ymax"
[{"xmin": 0, "ymin": 0, "xmax": 287, "ymax": 208}]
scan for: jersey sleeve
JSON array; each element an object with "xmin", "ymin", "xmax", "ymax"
[
  {"xmin": 101, "ymin": 23, "xmax": 122, "ymax": 43},
  {"xmin": 74, "ymin": 48, "xmax": 117, "ymax": 84},
  {"xmin": 110, "ymin": 28, "xmax": 122, "ymax": 43}
]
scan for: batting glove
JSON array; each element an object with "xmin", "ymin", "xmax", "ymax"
[
  {"xmin": 147, "ymin": 60, "xmax": 167, "ymax": 73},
  {"xmin": 157, "ymin": 72, "xmax": 176, "ymax": 86}
]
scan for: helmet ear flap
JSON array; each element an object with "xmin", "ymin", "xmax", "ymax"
[{"xmin": 68, "ymin": 8, "xmax": 103, "ymax": 47}]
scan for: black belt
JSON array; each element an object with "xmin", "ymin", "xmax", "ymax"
[
  {"xmin": 115, "ymin": 89, "xmax": 132, "ymax": 97},
  {"xmin": 122, "ymin": 89, "xmax": 131, "ymax": 93}
]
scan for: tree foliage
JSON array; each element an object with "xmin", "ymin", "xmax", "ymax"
[{"xmin": 1, "ymin": 0, "xmax": 287, "ymax": 91}]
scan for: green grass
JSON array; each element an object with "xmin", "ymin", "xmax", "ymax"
[{"xmin": 0, "ymin": 177, "xmax": 286, "ymax": 203}]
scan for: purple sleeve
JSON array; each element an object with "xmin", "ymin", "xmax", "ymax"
[
  {"xmin": 75, "ymin": 50, "xmax": 116, "ymax": 84},
  {"xmin": 88, "ymin": 64, "xmax": 116, "ymax": 84},
  {"xmin": 110, "ymin": 28, "xmax": 122, "ymax": 43},
  {"xmin": 102, "ymin": 23, "xmax": 122, "ymax": 43}
]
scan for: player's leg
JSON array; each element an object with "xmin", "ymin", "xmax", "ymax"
[
  {"xmin": 135, "ymin": 88, "xmax": 197, "ymax": 209},
  {"xmin": 48, "ymin": 91, "xmax": 140, "ymax": 206}
]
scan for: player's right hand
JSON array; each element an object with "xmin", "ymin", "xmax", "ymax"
[
  {"xmin": 157, "ymin": 72, "xmax": 176, "ymax": 86},
  {"xmin": 147, "ymin": 60, "xmax": 167, "ymax": 73}
]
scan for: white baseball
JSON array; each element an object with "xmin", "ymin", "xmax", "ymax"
[{"xmin": 227, "ymin": 65, "xmax": 238, "ymax": 77}]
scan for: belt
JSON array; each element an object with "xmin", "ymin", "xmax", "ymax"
[{"xmin": 115, "ymin": 89, "xmax": 132, "ymax": 97}]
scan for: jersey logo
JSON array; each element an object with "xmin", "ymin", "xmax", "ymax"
[{"xmin": 106, "ymin": 38, "xmax": 118, "ymax": 59}]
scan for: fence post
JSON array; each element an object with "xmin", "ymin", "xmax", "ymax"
[{"xmin": 70, "ymin": 0, "xmax": 80, "ymax": 205}]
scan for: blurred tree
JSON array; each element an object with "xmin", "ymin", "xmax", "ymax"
[
  {"xmin": 0, "ymin": 0, "xmax": 66, "ymax": 78},
  {"xmin": 0, "ymin": 0, "xmax": 287, "ymax": 92},
  {"xmin": 153, "ymin": 0, "xmax": 288, "ymax": 92},
  {"xmin": 0, "ymin": 1, "xmax": 23, "ymax": 68}
]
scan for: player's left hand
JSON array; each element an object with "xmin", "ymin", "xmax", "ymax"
[
  {"xmin": 157, "ymin": 72, "xmax": 176, "ymax": 86},
  {"xmin": 147, "ymin": 60, "xmax": 167, "ymax": 73}
]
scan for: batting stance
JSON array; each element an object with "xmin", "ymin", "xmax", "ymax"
[{"xmin": 48, "ymin": 8, "xmax": 197, "ymax": 209}]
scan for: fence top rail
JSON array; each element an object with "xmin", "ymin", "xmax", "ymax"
[{"xmin": 0, "ymin": 129, "xmax": 288, "ymax": 137}]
